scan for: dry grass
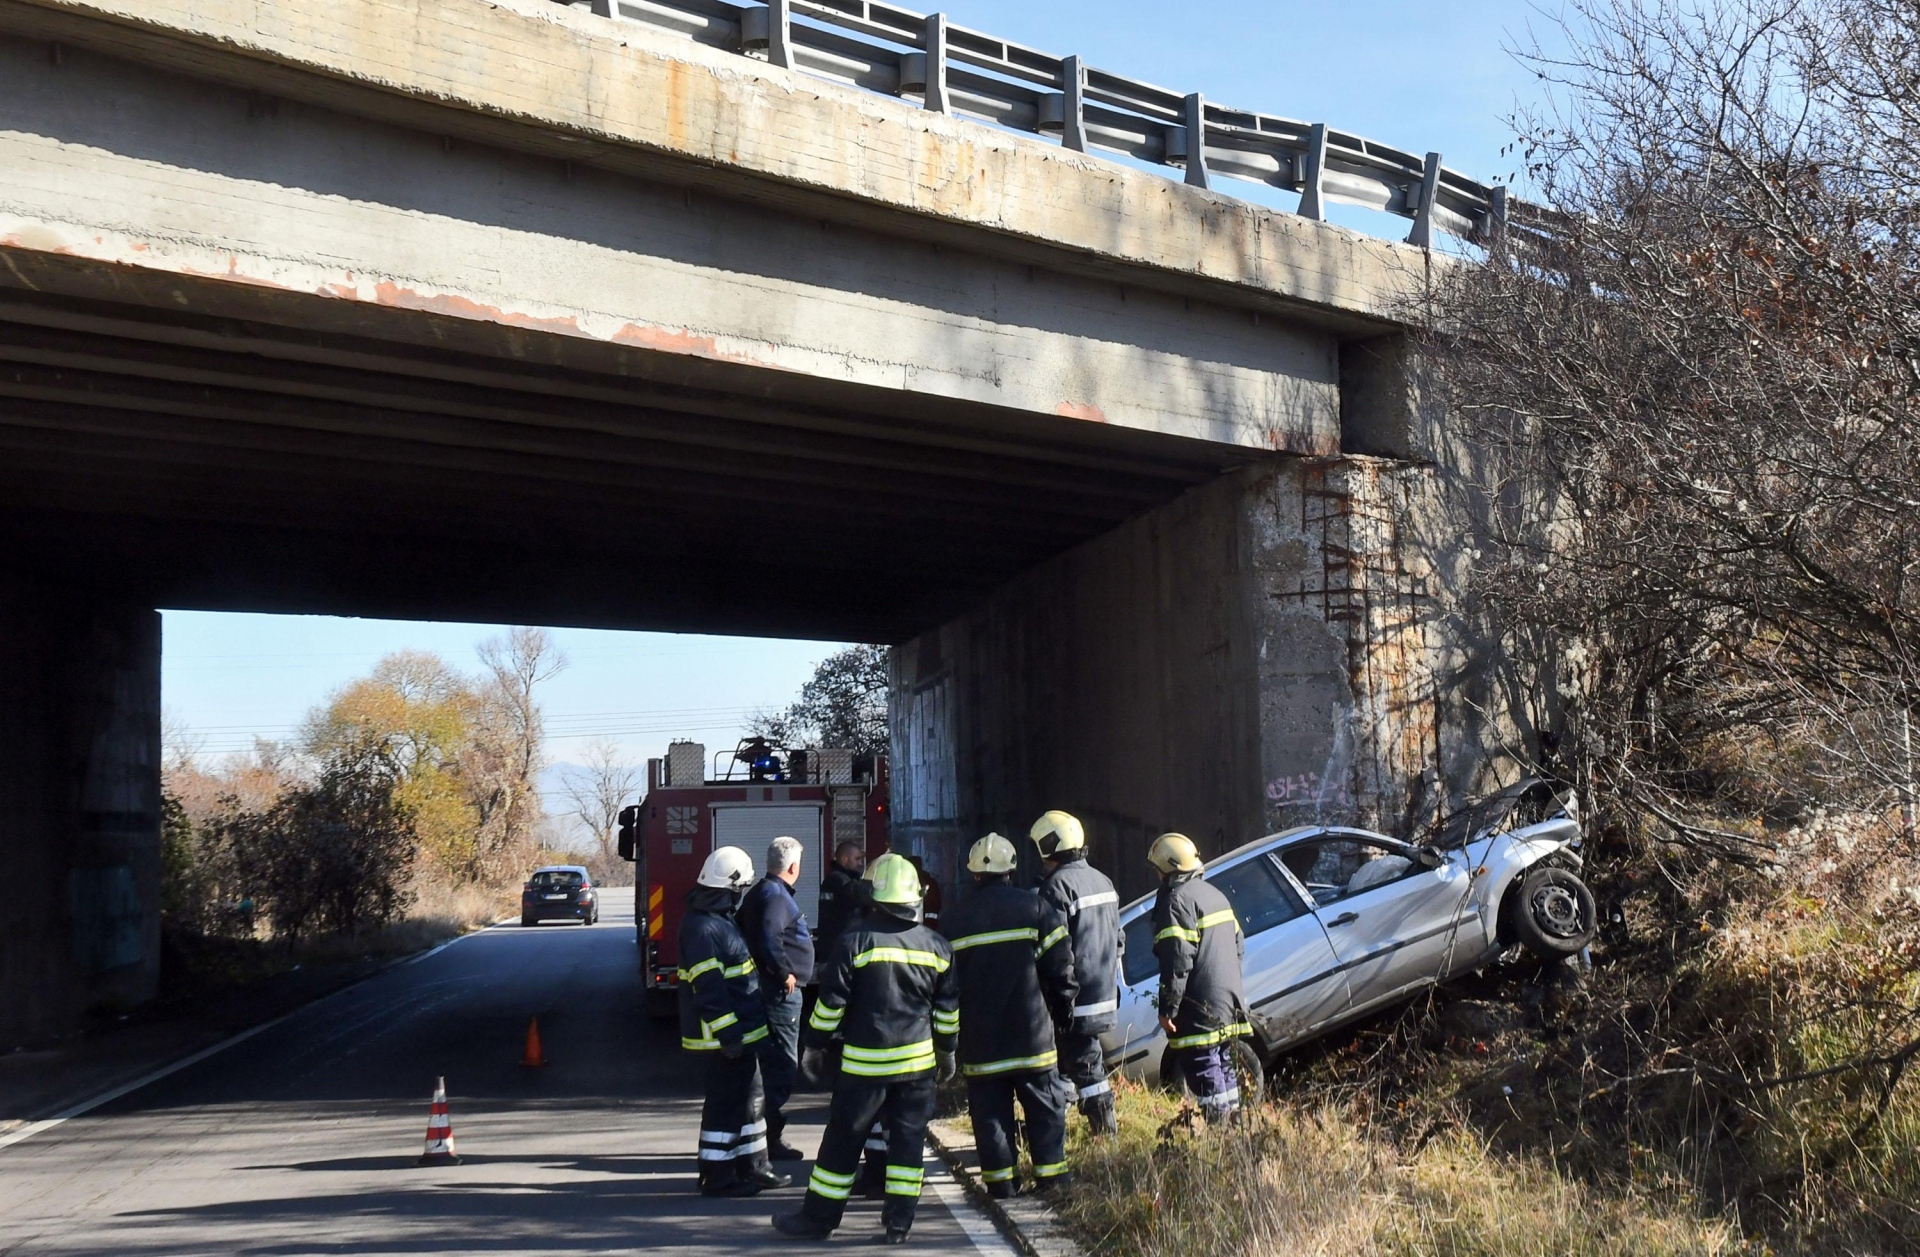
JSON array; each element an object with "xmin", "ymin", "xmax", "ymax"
[
  {"xmin": 1056, "ymin": 842, "xmax": 1920, "ymax": 1257},
  {"xmin": 249, "ymin": 877, "xmax": 512, "ymax": 965},
  {"xmin": 1060, "ymin": 1081, "xmax": 1743, "ymax": 1257}
]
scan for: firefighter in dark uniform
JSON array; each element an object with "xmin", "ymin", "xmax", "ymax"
[
  {"xmin": 1148, "ymin": 832, "xmax": 1252, "ymax": 1123},
  {"xmin": 944, "ymin": 833, "xmax": 1077, "ymax": 1196},
  {"xmin": 813, "ymin": 840, "xmax": 873, "ymax": 967},
  {"xmin": 775, "ymin": 854, "xmax": 959, "ymax": 1245},
  {"xmin": 677, "ymin": 846, "xmax": 794, "ymax": 1196},
  {"xmin": 1031, "ymin": 809, "xmax": 1123, "ymax": 1136}
]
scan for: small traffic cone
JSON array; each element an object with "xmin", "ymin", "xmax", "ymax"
[
  {"xmin": 519, "ymin": 1016, "xmax": 547, "ymax": 1068},
  {"xmin": 417, "ymin": 1076, "xmax": 461, "ymax": 1166}
]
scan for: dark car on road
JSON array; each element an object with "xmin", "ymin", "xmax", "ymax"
[{"xmin": 521, "ymin": 865, "xmax": 598, "ymax": 926}]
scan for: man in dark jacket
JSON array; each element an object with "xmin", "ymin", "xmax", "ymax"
[
  {"xmin": 1032, "ymin": 808, "xmax": 1122, "ymax": 1136},
  {"xmin": 774, "ymin": 854, "xmax": 959, "ymax": 1245},
  {"xmin": 944, "ymin": 833, "xmax": 1077, "ymax": 1197},
  {"xmin": 736, "ymin": 835, "xmax": 813, "ymax": 1160},
  {"xmin": 814, "ymin": 841, "xmax": 873, "ymax": 964},
  {"xmin": 677, "ymin": 846, "xmax": 793, "ymax": 1196},
  {"xmin": 1147, "ymin": 832, "xmax": 1251, "ymax": 1124}
]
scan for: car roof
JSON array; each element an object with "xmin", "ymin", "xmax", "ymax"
[
  {"xmin": 1115, "ymin": 824, "xmax": 1403, "ymax": 919},
  {"xmin": 532, "ymin": 864, "xmax": 590, "ymax": 875},
  {"xmin": 1207, "ymin": 823, "xmax": 1401, "ymax": 868}
]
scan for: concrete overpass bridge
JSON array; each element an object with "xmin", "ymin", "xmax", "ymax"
[{"xmin": 0, "ymin": 0, "xmax": 1515, "ymax": 1041}]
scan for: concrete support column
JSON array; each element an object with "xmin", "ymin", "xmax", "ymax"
[
  {"xmin": 0, "ymin": 580, "xmax": 162, "ymax": 1046},
  {"xmin": 890, "ymin": 457, "xmax": 1473, "ymax": 905}
]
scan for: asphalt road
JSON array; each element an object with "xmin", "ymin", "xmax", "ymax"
[{"xmin": 0, "ymin": 889, "xmax": 1014, "ymax": 1256}]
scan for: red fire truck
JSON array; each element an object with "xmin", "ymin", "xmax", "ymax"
[{"xmin": 618, "ymin": 738, "xmax": 889, "ymax": 1015}]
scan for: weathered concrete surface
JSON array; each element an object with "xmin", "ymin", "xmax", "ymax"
[
  {"xmin": 0, "ymin": 0, "xmax": 1435, "ymax": 331},
  {"xmin": 0, "ymin": 581, "xmax": 161, "ymax": 1047},
  {"xmin": 889, "ymin": 456, "xmax": 1489, "ymax": 903},
  {"xmin": 0, "ymin": 37, "xmax": 1339, "ymax": 453}
]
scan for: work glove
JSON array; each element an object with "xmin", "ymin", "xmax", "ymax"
[
  {"xmin": 720, "ymin": 1041, "xmax": 745, "ymax": 1061},
  {"xmin": 801, "ymin": 1047, "xmax": 830, "ymax": 1086},
  {"xmin": 935, "ymin": 1050, "xmax": 957, "ymax": 1084}
]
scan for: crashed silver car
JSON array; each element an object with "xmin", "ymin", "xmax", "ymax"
[{"xmin": 1102, "ymin": 780, "xmax": 1596, "ymax": 1088}]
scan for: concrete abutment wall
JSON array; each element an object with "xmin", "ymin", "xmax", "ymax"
[
  {"xmin": 888, "ymin": 438, "xmax": 1492, "ymax": 905},
  {"xmin": 0, "ymin": 581, "xmax": 161, "ymax": 1046}
]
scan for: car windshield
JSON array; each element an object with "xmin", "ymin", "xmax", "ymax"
[{"xmin": 531, "ymin": 871, "xmax": 584, "ymax": 890}]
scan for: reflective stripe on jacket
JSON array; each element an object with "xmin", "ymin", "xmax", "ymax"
[
  {"xmin": 1039, "ymin": 851, "xmax": 1122, "ymax": 1033},
  {"xmin": 804, "ymin": 911, "xmax": 958, "ymax": 1078},
  {"xmin": 677, "ymin": 887, "xmax": 771, "ymax": 1052},
  {"xmin": 1151, "ymin": 872, "xmax": 1251, "ymax": 1049},
  {"xmin": 942, "ymin": 881, "xmax": 1076, "ymax": 1076}
]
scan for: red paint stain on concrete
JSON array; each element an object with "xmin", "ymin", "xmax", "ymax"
[
  {"xmin": 1055, "ymin": 401, "xmax": 1107, "ymax": 422},
  {"xmin": 372, "ymin": 280, "xmax": 585, "ymax": 337}
]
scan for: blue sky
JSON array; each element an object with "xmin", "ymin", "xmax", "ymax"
[{"xmin": 161, "ymin": 0, "xmax": 1556, "ymax": 823}]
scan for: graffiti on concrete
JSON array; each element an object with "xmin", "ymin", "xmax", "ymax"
[{"xmin": 1265, "ymin": 770, "xmax": 1353, "ymax": 809}]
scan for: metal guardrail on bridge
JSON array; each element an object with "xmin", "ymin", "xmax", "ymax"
[{"xmin": 557, "ymin": 0, "xmax": 1533, "ymax": 249}]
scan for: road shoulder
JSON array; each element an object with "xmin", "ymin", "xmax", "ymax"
[{"xmin": 926, "ymin": 1117, "xmax": 1089, "ymax": 1257}]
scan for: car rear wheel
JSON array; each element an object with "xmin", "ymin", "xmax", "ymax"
[
  {"xmin": 1160, "ymin": 1037, "xmax": 1265, "ymax": 1103},
  {"xmin": 521, "ymin": 914, "xmax": 536, "ymax": 927},
  {"xmin": 1506, "ymin": 866, "xmax": 1597, "ymax": 958}
]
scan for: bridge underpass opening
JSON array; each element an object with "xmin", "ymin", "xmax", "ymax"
[{"xmin": 0, "ymin": 0, "xmax": 1501, "ymax": 1044}]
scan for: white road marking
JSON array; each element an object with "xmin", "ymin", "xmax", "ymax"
[
  {"xmin": 926, "ymin": 1155, "xmax": 1020, "ymax": 1255},
  {"xmin": 0, "ymin": 918, "xmax": 510, "ymax": 1154}
]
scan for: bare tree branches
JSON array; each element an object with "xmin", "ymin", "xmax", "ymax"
[{"xmin": 1429, "ymin": 0, "xmax": 1920, "ymax": 857}]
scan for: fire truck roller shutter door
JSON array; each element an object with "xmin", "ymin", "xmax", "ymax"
[{"xmin": 712, "ymin": 805, "xmax": 828, "ymax": 927}]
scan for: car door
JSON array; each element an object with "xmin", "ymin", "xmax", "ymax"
[
  {"xmin": 1276, "ymin": 832, "xmax": 1479, "ymax": 1012},
  {"xmin": 1205, "ymin": 854, "xmax": 1351, "ymax": 1047}
]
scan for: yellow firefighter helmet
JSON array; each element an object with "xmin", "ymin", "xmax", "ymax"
[
  {"xmin": 1029, "ymin": 810, "xmax": 1086, "ymax": 858},
  {"xmin": 1147, "ymin": 832, "xmax": 1202, "ymax": 875}
]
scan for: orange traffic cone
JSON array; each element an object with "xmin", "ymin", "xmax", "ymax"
[
  {"xmin": 519, "ymin": 1016, "xmax": 547, "ymax": 1068},
  {"xmin": 418, "ymin": 1076, "xmax": 461, "ymax": 1166}
]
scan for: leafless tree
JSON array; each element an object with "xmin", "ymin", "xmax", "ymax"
[
  {"xmin": 466, "ymin": 627, "xmax": 568, "ymax": 880},
  {"xmin": 563, "ymin": 737, "xmax": 640, "ymax": 865},
  {"xmin": 1426, "ymin": 0, "xmax": 1920, "ymax": 860}
]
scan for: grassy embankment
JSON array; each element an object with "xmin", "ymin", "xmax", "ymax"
[{"xmin": 1054, "ymin": 859, "xmax": 1920, "ymax": 1256}]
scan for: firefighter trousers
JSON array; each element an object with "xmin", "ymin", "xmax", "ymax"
[
  {"xmin": 1057, "ymin": 1029, "xmax": 1115, "ymax": 1131},
  {"xmin": 696, "ymin": 1050, "xmax": 770, "ymax": 1185},
  {"xmin": 1174, "ymin": 1043, "xmax": 1240, "ymax": 1123},
  {"xmin": 967, "ymin": 1068, "xmax": 1068, "ymax": 1190},
  {"xmin": 801, "ymin": 1073, "xmax": 936, "ymax": 1234}
]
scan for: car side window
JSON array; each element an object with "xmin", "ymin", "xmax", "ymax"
[
  {"xmin": 1120, "ymin": 912, "xmax": 1158, "ymax": 987},
  {"xmin": 1278, "ymin": 839, "xmax": 1421, "ymax": 907},
  {"xmin": 1206, "ymin": 857, "xmax": 1305, "ymax": 937}
]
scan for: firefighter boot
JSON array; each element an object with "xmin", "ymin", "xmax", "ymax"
[
  {"xmin": 1085, "ymin": 1094, "xmax": 1119, "ymax": 1138},
  {"xmin": 699, "ymin": 1163, "xmax": 762, "ymax": 1198},
  {"xmin": 741, "ymin": 1163, "xmax": 792, "ymax": 1190},
  {"xmin": 986, "ymin": 1179, "xmax": 1017, "ymax": 1201},
  {"xmin": 766, "ymin": 1113, "xmax": 804, "ymax": 1162},
  {"xmin": 772, "ymin": 1211, "xmax": 833, "ymax": 1241}
]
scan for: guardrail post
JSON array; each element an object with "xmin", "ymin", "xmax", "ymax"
[
  {"xmin": 1183, "ymin": 92, "xmax": 1211, "ymax": 189},
  {"xmin": 924, "ymin": 13, "xmax": 950, "ymax": 114},
  {"xmin": 1407, "ymin": 150, "xmax": 1442, "ymax": 248},
  {"xmin": 767, "ymin": 0, "xmax": 793, "ymax": 69},
  {"xmin": 1484, "ymin": 185, "xmax": 1508, "ymax": 249},
  {"xmin": 1062, "ymin": 54, "xmax": 1088, "ymax": 153},
  {"xmin": 1298, "ymin": 122, "xmax": 1327, "ymax": 221},
  {"xmin": 586, "ymin": 0, "xmax": 613, "ymax": 15}
]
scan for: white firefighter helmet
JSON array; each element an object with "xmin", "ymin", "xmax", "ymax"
[
  {"xmin": 966, "ymin": 833, "xmax": 1019, "ymax": 875},
  {"xmin": 697, "ymin": 845, "xmax": 755, "ymax": 890}
]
